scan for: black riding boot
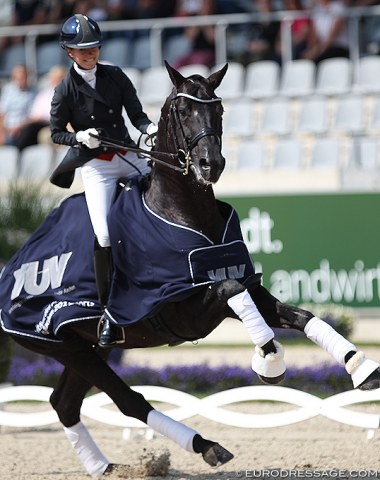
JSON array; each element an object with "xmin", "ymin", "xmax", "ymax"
[{"xmin": 94, "ymin": 240, "xmax": 123, "ymax": 347}]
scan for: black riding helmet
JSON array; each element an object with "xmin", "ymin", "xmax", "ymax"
[{"xmin": 59, "ymin": 14, "xmax": 102, "ymax": 50}]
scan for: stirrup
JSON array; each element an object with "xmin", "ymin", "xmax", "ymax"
[{"xmin": 98, "ymin": 316, "xmax": 125, "ymax": 348}]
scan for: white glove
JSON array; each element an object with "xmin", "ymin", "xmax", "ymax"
[
  {"xmin": 76, "ymin": 128, "xmax": 101, "ymax": 149},
  {"xmin": 146, "ymin": 123, "xmax": 158, "ymax": 136}
]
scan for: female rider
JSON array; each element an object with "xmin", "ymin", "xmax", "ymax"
[{"xmin": 50, "ymin": 14, "xmax": 158, "ymax": 347}]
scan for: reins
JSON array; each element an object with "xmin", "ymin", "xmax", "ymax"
[
  {"xmin": 90, "ymin": 133, "xmax": 186, "ymax": 173},
  {"xmin": 91, "ymin": 90, "xmax": 222, "ymax": 176}
]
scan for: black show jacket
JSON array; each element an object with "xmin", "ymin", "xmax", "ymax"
[{"xmin": 50, "ymin": 63, "xmax": 152, "ymax": 188}]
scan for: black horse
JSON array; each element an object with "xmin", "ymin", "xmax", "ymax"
[{"xmin": 0, "ymin": 62, "xmax": 379, "ymax": 478}]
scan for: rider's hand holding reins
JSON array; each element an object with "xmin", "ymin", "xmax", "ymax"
[
  {"xmin": 76, "ymin": 128, "xmax": 101, "ymax": 149},
  {"xmin": 147, "ymin": 123, "xmax": 158, "ymax": 136}
]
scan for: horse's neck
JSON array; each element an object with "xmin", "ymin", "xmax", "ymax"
[{"xmin": 145, "ymin": 172, "xmax": 225, "ymax": 242}]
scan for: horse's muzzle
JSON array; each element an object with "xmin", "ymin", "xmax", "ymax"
[{"xmin": 195, "ymin": 154, "xmax": 225, "ymax": 184}]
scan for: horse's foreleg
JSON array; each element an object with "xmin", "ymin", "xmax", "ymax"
[
  {"xmin": 213, "ymin": 280, "xmax": 286, "ymax": 384},
  {"xmin": 275, "ymin": 301, "xmax": 380, "ymax": 390}
]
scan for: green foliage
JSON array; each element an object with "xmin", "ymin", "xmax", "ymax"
[
  {"xmin": 0, "ymin": 182, "xmax": 59, "ymax": 261},
  {"xmin": 0, "ymin": 182, "xmax": 61, "ymax": 382},
  {"xmin": 0, "ymin": 329, "xmax": 12, "ymax": 383}
]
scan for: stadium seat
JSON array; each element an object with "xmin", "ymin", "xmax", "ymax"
[
  {"xmin": 342, "ymin": 136, "xmax": 380, "ymax": 190},
  {"xmin": 347, "ymin": 136, "xmax": 378, "ymax": 169},
  {"xmin": 0, "ymin": 145, "xmax": 20, "ymax": 180},
  {"xmin": 353, "ymin": 55, "xmax": 380, "ymax": 94},
  {"xmin": 315, "ymin": 57, "xmax": 353, "ymax": 96},
  {"xmin": 178, "ymin": 64, "xmax": 210, "ymax": 78},
  {"xmin": 212, "ymin": 62, "xmax": 245, "ymax": 100},
  {"xmin": 163, "ymin": 34, "xmax": 192, "ymax": 66},
  {"xmin": 331, "ymin": 95, "xmax": 367, "ymax": 135},
  {"xmin": 258, "ymin": 97, "xmax": 293, "ymax": 136},
  {"xmin": 279, "ymin": 60, "xmax": 316, "ymax": 97},
  {"xmin": 100, "ymin": 37, "xmax": 132, "ymax": 68},
  {"xmin": 139, "ymin": 66, "xmax": 172, "ymax": 104},
  {"xmin": 273, "ymin": 139, "xmax": 303, "ymax": 169},
  {"xmin": 243, "ymin": 60, "xmax": 280, "ymax": 99},
  {"xmin": 122, "ymin": 67, "xmax": 142, "ymax": 94},
  {"xmin": 224, "ymin": 99, "xmax": 255, "ymax": 137},
  {"xmin": 19, "ymin": 144, "xmax": 55, "ymax": 180},
  {"xmin": 310, "ymin": 137, "xmax": 342, "ymax": 168},
  {"xmin": 129, "ymin": 36, "xmax": 152, "ymax": 70},
  {"xmin": 36, "ymin": 41, "xmax": 67, "ymax": 76},
  {"xmin": 0, "ymin": 44, "xmax": 26, "ymax": 78},
  {"xmin": 236, "ymin": 139, "xmax": 267, "ymax": 170},
  {"xmin": 295, "ymin": 95, "xmax": 330, "ymax": 136}
]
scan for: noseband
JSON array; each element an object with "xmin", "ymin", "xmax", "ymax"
[{"xmin": 169, "ymin": 92, "xmax": 222, "ymax": 175}]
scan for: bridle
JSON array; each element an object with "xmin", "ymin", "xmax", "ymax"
[
  {"xmin": 95, "ymin": 90, "xmax": 222, "ymax": 176},
  {"xmin": 168, "ymin": 92, "xmax": 223, "ymax": 175}
]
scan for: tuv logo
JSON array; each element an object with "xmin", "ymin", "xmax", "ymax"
[
  {"xmin": 11, "ymin": 253, "xmax": 73, "ymax": 300},
  {"xmin": 207, "ymin": 264, "xmax": 246, "ymax": 281}
]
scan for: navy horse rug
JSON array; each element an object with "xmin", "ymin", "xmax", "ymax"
[{"xmin": 0, "ymin": 176, "xmax": 256, "ymax": 342}]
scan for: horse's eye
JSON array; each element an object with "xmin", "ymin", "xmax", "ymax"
[{"xmin": 178, "ymin": 108, "xmax": 187, "ymax": 117}]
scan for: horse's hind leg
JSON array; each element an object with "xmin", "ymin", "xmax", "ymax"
[
  {"xmin": 41, "ymin": 338, "xmax": 233, "ymax": 472},
  {"xmin": 277, "ymin": 301, "xmax": 380, "ymax": 390},
  {"xmin": 250, "ymin": 286, "xmax": 380, "ymax": 390},
  {"xmin": 50, "ymin": 366, "xmax": 110, "ymax": 478}
]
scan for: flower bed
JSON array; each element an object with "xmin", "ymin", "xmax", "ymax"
[{"xmin": 6, "ymin": 356, "xmax": 353, "ymax": 397}]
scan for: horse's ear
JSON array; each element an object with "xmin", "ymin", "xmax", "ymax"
[
  {"xmin": 207, "ymin": 64, "xmax": 228, "ymax": 91},
  {"xmin": 164, "ymin": 60, "xmax": 186, "ymax": 89}
]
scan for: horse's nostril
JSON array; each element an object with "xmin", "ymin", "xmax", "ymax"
[{"xmin": 200, "ymin": 158, "xmax": 210, "ymax": 170}]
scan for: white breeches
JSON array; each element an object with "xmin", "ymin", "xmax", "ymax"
[{"xmin": 81, "ymin": 152, "xmax": 150, "ymax": 248}]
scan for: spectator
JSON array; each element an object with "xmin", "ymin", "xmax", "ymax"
[
  {"xmin": 0, "ymin": 64, "xmax": 36, "ymax": 146},
  {"xmin": 9, "ymin": 0, "xmax": 50, "ymax": 44},
  {"xmin": 47, "ymin": 0, "xmax": 88, "ymax": 24},
  {"xmin": 105, "ymin": 0, "xmax": 136, "ymax": 21},
  {"xmin": 13, "ymin": 65, "xmax": 68, "ymax": 151},
  {"xmin": 273, "ymin": 0, "xmax": 311, "ymax": 63},
  {"xmin": 241, "ymin": 0, "xmax": 281, "ymax": 65},
  {"xmin": 349, "ymin": 0, "xmax": 380, "ymax": 55},
  {"xmin": 301, "ymin": 0, "xmax": 350, "ymax": 64},
  {"xmin": 173, "ymin": 0, "xmax": 217, "ymax": 69}
]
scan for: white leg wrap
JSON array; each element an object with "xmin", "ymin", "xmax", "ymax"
[
  {"xmin": 147, "ymin": 410, "xmax": 197, "ymax": 453},
  {"xmin": 345, "ymin": 351, "xmax": 380, "ymax": 388},
  {"xmin": 304, "ymin": 317, "xmax": 357, "ymax": 365},
  {"xmin": 63, "ymin": 421, "xmax": 109, "ymax": 479},
  {"xmin": 251, "ymin": 340, "xmax": 286, "ymax": 378},
  {"xmin": 227, "ymin": 289, "xmax": 274, "ymax": 347}
]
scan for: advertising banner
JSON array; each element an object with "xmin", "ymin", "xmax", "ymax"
[{"xmin": 220, "ymin": 193, "xmax": 380, "ymax": 308}]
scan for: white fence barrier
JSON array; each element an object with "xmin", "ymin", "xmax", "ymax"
[{"xmin": 0, "ymin": 385, "xmax": 379, "ymax": 432}]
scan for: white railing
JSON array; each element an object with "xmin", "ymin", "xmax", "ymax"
[{"xmin": 0, "ymin": 385, "xmax": 379, "ymax": 437}]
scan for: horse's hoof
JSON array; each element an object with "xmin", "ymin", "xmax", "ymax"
[
  {"xmin": 251, "ymin": 340, "xmax": 286, "ymax": 382},
  {"xmin": 358, "ymin": 367, "xmax": 380, "ymax": 391},
  {"xmin": 258, "ymin": 372, "xmax": 285, "ymax": 385},
  {"xmin": 202, "ymin": 443, "xmax": 234, "ymax": 467},
  {"xmin": 345, "ymin": 351, "xmax": 380, "ymax": 389}
]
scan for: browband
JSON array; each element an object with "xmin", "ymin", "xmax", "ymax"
[{"xmin": 173, "ymin": 93, "xmax": 222, "ymax": 103}]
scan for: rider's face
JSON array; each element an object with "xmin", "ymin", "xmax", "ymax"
[{"xmin": 67, "ymin": 47, "xmax": 100, "ymax": 70}]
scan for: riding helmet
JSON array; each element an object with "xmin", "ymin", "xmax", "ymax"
[{"xmin": 59, "ymin": 14, "xmax": 102, "ymax": 50}]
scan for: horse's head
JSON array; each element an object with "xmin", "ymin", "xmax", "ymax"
[{"xmin": 156, "ymin": 62, "xmax": 228, "ymax": 186}]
